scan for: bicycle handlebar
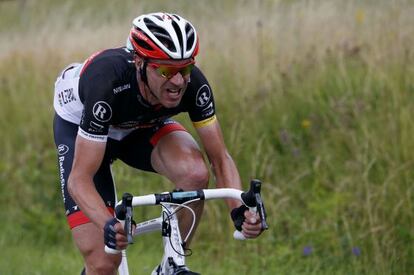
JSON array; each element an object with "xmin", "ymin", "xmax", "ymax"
[{"xmin": 105, "ymin": 179, "xmax": 268, "ymax": 254}]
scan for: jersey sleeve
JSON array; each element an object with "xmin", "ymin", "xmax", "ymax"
[
  {"xmin": 77, "ymin": 61, "xmax": 116, "ymax": 142},
  {"xmin": 185, "ymin": 67, "xmax": 217, "ymax": 129}
]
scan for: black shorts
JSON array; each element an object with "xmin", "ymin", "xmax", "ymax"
[{"xmin": 53, "ymin": 114, "xmax": 187, "ymax": 229}]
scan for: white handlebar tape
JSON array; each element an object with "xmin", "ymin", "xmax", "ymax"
[
  {"xmin": 233, "ymin": 230, "xmax": 247, "ymax": 240},
  {"xmin": 104, "ymin": 245, "xmax": 122, "ymax": 254}
]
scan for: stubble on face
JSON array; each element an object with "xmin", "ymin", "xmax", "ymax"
[
  {"xmin": 147, "ymin": 71, "xmax": 189, "ymax": 108},
  {"xmin": 135, "ymin": 57, "xmax": 192, "ymax": 108}
]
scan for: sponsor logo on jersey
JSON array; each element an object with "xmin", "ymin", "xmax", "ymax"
[
  {"xmin": 58, "ymin": 155, "xmax": 66, "ymax": 203},
  {"xmin": 57, "ymin": 144, "xmax": 69, "ymax": 156},
  {"xmin": 78, "ymin": 128, "xmax": 108, "ymax": 142},
  {"xmin": 201, "ymin": 102, "xmax": 215, "ymax": 118},
  {"xmin": 89, "ymin": 121, "xmax": 105, "ymax": 133},
  {"xmin": 195, "ymin": 84, "xmax": 211, "ymax": 107},
  {"xmin": 58, "ymin": 88, "xmax": 76, "ymax": 106},
  {"xmin": 93, "ymin": 101, "xmax": 112, "ymax": 122},
  {"xmin": 57, "ymin": 144, "xmax": 69, "ymax": 203},
  {"xmin": 113, "ymin": 83, "xmax": 131, "ymax": 94}
]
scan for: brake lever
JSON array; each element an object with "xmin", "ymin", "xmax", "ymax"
[
  {"xmin": 255, "ymin": 193, "xmax": 269, "ymax": 231},
  {"xmin": 125, "ymin": 206, "xmax": 134, "ymax": 244},
  {"xmin": 122, "ymin": 193, "xmax": 134, "ymax": 244}
]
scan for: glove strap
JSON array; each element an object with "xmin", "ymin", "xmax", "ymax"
[
  {"xmin": 104, "ymin": 217, "xmax": 119, "ymax": 249},
  {"xmin": 230, "ymin": 205, "xmax": 248, "ymax": 231}
]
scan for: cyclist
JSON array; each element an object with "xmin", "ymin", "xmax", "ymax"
[{"xmin": 53, "ymin": 12, "xmax": 264, "ymax": 274}]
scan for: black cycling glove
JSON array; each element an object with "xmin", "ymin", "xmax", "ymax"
[
  {"xmin": 104, "ymin": 217, "xmax": 119, "ymax": 249},
  {"xmin": 230, "ymin": 205, "xmax": 248, "ymax": 231},
  {"xmin": 104, "ymin": 217, "xmax": 137, "ymax": 250}
]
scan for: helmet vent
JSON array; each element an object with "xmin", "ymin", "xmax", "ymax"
[
  {"xmin": 185, "ymin": 23, "xmax": 195, "ymax": 50},
  {"xmin": 144, "ymin": 18, "xmax": 176, "ymax": 53},
  {"xmin": 131, "ymin": 28, "xmax": 154, "ymax": 51},
  {"xmin": 171, "ymin": 20, "xmax": 184, "ymax": 57},
  {"xmin": 133, "ymin": 33, "xmax": 153, "ymax": 51}
]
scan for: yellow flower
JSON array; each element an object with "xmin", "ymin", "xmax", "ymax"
[
  {"xmin": 302, "ymin": 119, "xmax": 311, "ymax": 129},
  {"xmin": 355, "ymin": 9, "xmax": 365, "ymax": 25}
]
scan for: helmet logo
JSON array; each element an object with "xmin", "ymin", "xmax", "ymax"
[
  {"xmin": 133, "ymin": 30, "xmax": 149, "ymax": 43},
  {"xmin": 162, "ymin": 14, "xmax": 172, "ymax": 20}
]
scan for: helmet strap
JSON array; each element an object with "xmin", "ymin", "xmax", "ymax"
[
  {"xmin": 139, "ymin": 60, "xmax": 160, "ymax": 103},
  {"xmin": 140, "ymin": 60, "xmax": 148, "ymax": 84}
]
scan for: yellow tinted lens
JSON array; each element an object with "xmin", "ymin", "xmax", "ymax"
[
  {"xmin": 180, "ymin": 64, "xmax": 194, "ymax": 76},
  {"xmin": 154, "ymin": 63, "xmax": 195, "ymax": 79},
  {"xmin": 156, "ymin": 66, "xmax": 175, "ymax": 78}
]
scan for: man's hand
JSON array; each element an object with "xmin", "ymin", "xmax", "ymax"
[
  {"xmin": 103, "ymin": 218, "xmax": 130, "ymax": 251},
  {"xmin": 241, "ymin": 210, "xmax": 263, "ymax": 238},
  {"xmin": 231, "ymin": 205, "xmax": 263, "ymax": 239}
]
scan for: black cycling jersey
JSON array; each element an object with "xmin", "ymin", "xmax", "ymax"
[{"xmin": 73, "ymin": 47, "xmax": 216, "ymax": 141}]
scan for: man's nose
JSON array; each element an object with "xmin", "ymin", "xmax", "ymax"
[{"xmin": 169, "ymin": 72, "xmax": 185, "ymax": 86}]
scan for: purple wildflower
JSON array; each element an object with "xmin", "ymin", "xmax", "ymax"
[
  {"xmin": 352, "ymin": 247, "xmax": 361, "ymax": 256},
  {"xmin": 303, "ymin": 246, "xmax": 313, "ymax": 256}
]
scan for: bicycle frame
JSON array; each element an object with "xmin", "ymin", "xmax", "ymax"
[
  {"xmin": 107, "ymin": 180, "xmax": 269, "ymax": 275},
  {"xmin": 133, "ymin": 203, "xmax": 189, "ymax": 275}
]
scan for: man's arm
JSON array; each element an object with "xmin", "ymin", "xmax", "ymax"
[
  {"xmin": 196, "ymin": 119, "xmax": 263, "ymax": 238},
  {"xmin": 195, "ymin": 119, "xmax": 242, "ymax": 210},
  {"xmin": 67, "ymin": 135, "xmax": 114, "ymax": 230}
]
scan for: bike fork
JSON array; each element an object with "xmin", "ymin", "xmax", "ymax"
[{"xmin": 159, "ymin": 207, "xmax": 186, "ymax": 274}]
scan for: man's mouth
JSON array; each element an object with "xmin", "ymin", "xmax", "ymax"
[{"xmin": 167, "ymin": 88, "xmax": 181, "ymax": 95}]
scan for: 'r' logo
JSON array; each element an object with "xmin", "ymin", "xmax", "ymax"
[
  {"xmin": 57, "ymin": 144, "xmax": 69, "ymax": 156},
  {"xmin": 195, "ymin": 84, "xmax": 211, "ymax": 107},
  {"xmin": 198, "ymin": 92, "xmax": 209, "ymax": 106},
  {"xmin": 92, "ymin": 101, "xmax": 112, "ymax": 122}
]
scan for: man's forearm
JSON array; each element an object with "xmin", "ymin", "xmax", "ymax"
[
  {"xmin": 211, "ymin": 152, "xmax": 243, "ymax": 210},
  {"xmin": 68, "ymin": 175, "xmax": 114, "ymax": 230}
]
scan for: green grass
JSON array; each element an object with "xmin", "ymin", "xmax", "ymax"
[{"xmin": 1, "ymin": 0, "xmax": 414, "ymax": 274}]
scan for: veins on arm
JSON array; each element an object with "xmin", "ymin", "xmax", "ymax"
[
  {"xmin": 196, "ymin": 120, "xmax": 243, "ymax": 210},
  {"xmin": 68, "ymin": 135, "xmax": 113, "ymax": 229}
]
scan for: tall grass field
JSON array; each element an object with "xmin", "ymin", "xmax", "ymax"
[{"xmin": 1, "ymin": 0, "xmax": 413, "ymax": 274}]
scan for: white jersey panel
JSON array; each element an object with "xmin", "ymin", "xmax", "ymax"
[
  {"xmin": 54, "ymin": 63, "xmax": 134, "ymax": 142},
  {"xmin": 53, "ymin": 63, "xmax": 84, "ymax": 125}
]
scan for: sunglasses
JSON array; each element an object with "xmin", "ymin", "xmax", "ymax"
[{"xmin": 148, "ymin": 61, "xmax": 195, "ymax": 79}]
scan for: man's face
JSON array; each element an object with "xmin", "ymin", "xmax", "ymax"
[{"xmin": 144, "ymin": 59, "xmax": 194, "ymax": 108}]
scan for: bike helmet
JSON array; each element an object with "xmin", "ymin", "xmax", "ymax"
[{"xmin": 127, "ymin": 12, "xmax": 199, "ymax": 60}]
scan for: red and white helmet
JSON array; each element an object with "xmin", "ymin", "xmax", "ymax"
[{"xmin": 127, "ymin": 12, "xmax": 199, "ymax": 60}]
